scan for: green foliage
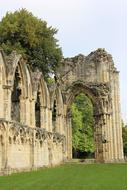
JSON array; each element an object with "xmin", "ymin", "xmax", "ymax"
[
  {"xmin": 46, "ymin": 77, "xmax": 55, "ymax": 85},
  {"xmin": 0, "ymin": 9, "xmax": 62, "ymax": 79},
  {"xmin": 122, "ymin": 124, "xmax": 127, "ymax": 156},
  {"xmin": 71, "ymin": 93, "xmax": 95, "ymax": 155}
]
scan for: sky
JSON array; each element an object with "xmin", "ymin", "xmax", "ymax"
[{"xmin": 0, "ymin": 0, "xmax": 127, "ymax": 123}]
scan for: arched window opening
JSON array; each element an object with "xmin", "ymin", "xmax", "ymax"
[
  {"xmin": 35, "ymin": 91, "xmax": 41, "ymax": 128},
  {"xmin": 71, "ymin": 93, "xmax": 95, "ymax": 160},
  {"xmin": 52, "ymin": 99, "xmax": 57, "ymax": 132},
  {"xmin": 11, "ymin": 68, "xmax": 21, "ymax": 122}
]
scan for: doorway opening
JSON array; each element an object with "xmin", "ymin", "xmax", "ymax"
[{"xmin": 71, "ymin": 93, "xmax": 95, "ymax": 159}]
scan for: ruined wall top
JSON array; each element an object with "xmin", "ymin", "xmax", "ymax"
[{"xmin": 57, "ymin": 48, "xmax": 118, "ymax": 89}]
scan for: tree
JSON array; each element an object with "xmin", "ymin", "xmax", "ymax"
[
  {"xmin": 71, "ymin": 93, "xmax": 95, "ymax": 158},
  {"xmin": 122, "ymin": 122, "xmax": 127, "ymax": 157},
  {"xmin": 0, "ymin": 9, "xmax": 62, "ymax": 79}
]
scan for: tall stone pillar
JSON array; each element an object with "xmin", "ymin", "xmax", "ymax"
[
  {"xmin": 66, "ymin": 113, "xmax": 72, "ymax": 160},
  {"xmin": 41, "ymin": 106, "xmax": 47, "ymax": 129},
  {"xmin": 111, "ymin": 70, "xmax": 124, "ymax": 161},
  {"xmin": 109, "ymin": 114, "xmax": 114, "ymax": 161},
  {"xmin": 3, "ymin": 86, "xmax": 12, "ymax": 121},
  {"xmin": 30, "ymin": 99, "xmax": 35, "ymax": 127},
  {"xmin": 48, "ymin": 108, "xmax": 52, "ymax": 132},
  {"xmin": 111, "ymin": 72, "xmax": 118, "ymax": 160},
  {"xmin": 20, "ymin": 97, "xmax": 26, "ymax": 124},
  {"xmin": 59, "ymin": 115, "xmax": 64, "ymax": 135},
  {"xmin": 0, "ymin": 123, "xmax": 7, "ymax": 172},
  {"xmin": 114, "ymin": 72, "xmax": 124, "ymax": 160},
  {"xmin": 25, "ymin": 98, "xmax": 31, "ymax": 126},
  {"xmin": 0, "ymin": 84, "xmax": 4, "ymax": 118},
  {"xmin": 43, "ymin": 107, "xmax": 49, "ymax": 130}
]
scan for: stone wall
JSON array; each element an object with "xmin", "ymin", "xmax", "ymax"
[
  {"xmin": 0, "ymin": 48, "xmax": 124, "ymax": 175},
  {"xmin": 0, "ymin": 50, "xmax": 65, "ymax": 175},
  {"xmin": 57, "ymin": 48, "xmax": 124, "ymax": 162},
  {"xmin": 0, "ymin": 121, "xmax": 65, "ymax": 174}
]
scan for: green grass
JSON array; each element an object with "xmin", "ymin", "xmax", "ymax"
[{"xmin": 1, "ymin": 164, "xmax": 127, "ymax": 190}]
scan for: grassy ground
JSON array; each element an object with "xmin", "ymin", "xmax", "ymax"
[{"xmin": 1, "ymin": 164, "xmax": 127, "ymax": 190}]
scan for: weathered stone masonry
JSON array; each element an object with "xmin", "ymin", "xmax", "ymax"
[{"xmin": 0, "ymin": 48, "xmax": 124, "ymax": 175}]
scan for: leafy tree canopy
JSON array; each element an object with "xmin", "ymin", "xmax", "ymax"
[
  {"xmin": 71, "ymin": 93, "xmax": 95, "ymax": 157},
  {"xmin": 0, "ymin": 9, "xmax": 62, "ymax": 79}
]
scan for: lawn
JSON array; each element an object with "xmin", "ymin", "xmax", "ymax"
[{"xmin": 0, "ymin": 163, "xmax": 127, "ymax": 190}]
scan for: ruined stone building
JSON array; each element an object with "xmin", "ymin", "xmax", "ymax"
[{"xmin": 0, "ymin": 48, "xmax": 124, "ymax": 175}]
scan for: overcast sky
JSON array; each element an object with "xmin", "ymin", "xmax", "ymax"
[{"xmin": 0, "ymin": 0, "xmax": 127, "ymax": 123}]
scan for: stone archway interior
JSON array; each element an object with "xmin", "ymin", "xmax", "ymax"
[
  {"xmin": 11, "ymin": 67, "xmax": 21, "ymax": 122},
  {"xmin": 35, "ymin": 91, "xmax": 41, "ymax": 128},
  {"xmin": 71, "ymin": 93, "xmax": 95, "ymax": 159}
]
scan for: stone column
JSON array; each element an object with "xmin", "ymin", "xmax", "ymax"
[
  {"xmin": 0, "ymin": 84, "xmax": 4, "ymax": 118},
  {"xmin": 44, "ymin": 107, "xmax": 49, "ymax": 130},
  {"xmin": 30, "ymin": 99, "xmax": 35, "ymax": 127},
  {"xmin": 101, "ymin": 114, "xmax": 107, "ymax": 162},
  {"xmin": 109, "ymin": 113, "xmax": 114, "ymax": 161},
  {"xmin": 103, "ymin": 114, "xmax": 109, "ymax": 161},
  {"xmin": 66, "ymin": 114, "xmax": 72, "ymax": 160},
  {"xmin": 114, "ymin": 72, "xmax": 124, "ymax": 160},
  {"xmin": 101, "ymin": 98, "xmax": 109, "ymax": 162},
  {"xmin": 111, "ymin": 73, "xmax": 118, "ymax": 161},
  {"xmin": 40, "ymin": 106, "xmax": 44, "ymax": 129},
  {"xmin": 103, "ymin": 99, "xmax": 113, "ymax": 162},
  {"xmin": 0, "ymin": 124, "xmax": 5, "ymax": 172},
  {"xmin": 3, "ymin": 86, "xmax": 12, "ymax": 121},
  {"xmin": 25, "ymin": 98, "xmax": 31, "ymax": 126},
  {"xmin": 48, "ymin": 108, "xmax": 52, "ymax": 132},
  {"xmin": 56, "ymin": 113, "xmax": 64, "ymax": 134},
  {"xmin": 94, "ymin": 113, "xmax": 104, "ymax": 162},
  {"xmin": 59, "ymin": 115, "xmax": 63, "ymax": 135},
  {"xmin": 20, "ymin": 97, "xmax": 26, "ymax": 124},
  {"xmin": 30, "ymin": 129, "xmax": 35, "ymax": 168},
  {"xmin": 2, "ymin": 122, "xmax": 10, "ymax": 174}
]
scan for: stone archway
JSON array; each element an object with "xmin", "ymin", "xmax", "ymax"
[
  {"xmin": 57, "ymin": 49, "xmax": 124, "ymax": 162},
  {"xmin": 64, "ymin": 82, "xmax": 111, "ymax": 162}
]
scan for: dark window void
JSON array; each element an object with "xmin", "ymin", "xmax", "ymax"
[
  {"xmin": 52, "ymin": 99, "xmax": 57, "ymax": 132},
  {"xmin": 35, "ymin": 91, "xmax": 41, "ymax": 128},
  {"xmin": 11, "ymin": 68, "xmax": 21, "ymax": 122}
]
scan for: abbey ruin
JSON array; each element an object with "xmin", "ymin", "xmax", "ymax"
[{"xmin": 0, "ymin": 48, "xmax": 124, "ymax": 175}]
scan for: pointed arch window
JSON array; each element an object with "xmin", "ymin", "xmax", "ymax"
[
  {"xmin": 35, "ymin": 91, "xmax": 41, "ymax": 128},
  {"xmin": 11, "ymin": 67, "xmax": 21, "ymax": 122},
  {"xmin": 52, "ymin": 99, "xmax": 57, "ymax": 132}
]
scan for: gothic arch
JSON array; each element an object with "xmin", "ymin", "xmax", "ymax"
[
  {"xmin": 51, "ymin": 86, "xmax": 64, "ymax": 134},
  {"xmin": 32, "ymin": 71, "xmax": 50, "ymax": 129},
  {"xmin": 64, "ymin": 81, "xmax": 110, "ymax": 162},
  {"xmin": 10, "ymin": 59, "xmax": 28, "ymax": 99},
  {"xmin": 5, "ymin": 51, "xmax": 32, "ymax": 124},
  {"xmin": 57, "ymin": 49, "xmax": 124, "ymax": 162}
]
